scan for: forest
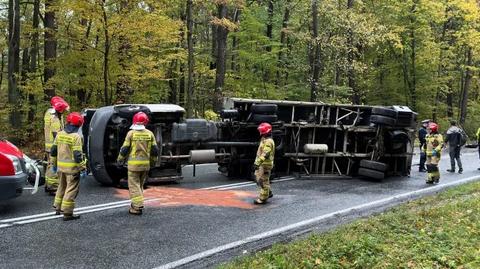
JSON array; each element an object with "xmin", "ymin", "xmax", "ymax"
[{"xmin": 1, "ymin": 0, "xmax": 479, "ymax": 143}]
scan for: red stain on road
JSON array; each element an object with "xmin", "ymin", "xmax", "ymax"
[{"xmin": 115, "ymin": 187, "xmax": 257, "ymax": 209}]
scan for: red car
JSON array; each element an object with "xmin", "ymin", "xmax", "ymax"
[{"xmin": 0, "ymin": 139, "xmax": 28, "ymax": 200}]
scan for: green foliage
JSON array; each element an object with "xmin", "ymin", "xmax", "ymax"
[
  {"xmin": 220, "ymin": 182, "xmax": 480, "ymax": 269},
  {"xmin": 1, "ymin": 0, "xmax": 480, "ymax": 141}
]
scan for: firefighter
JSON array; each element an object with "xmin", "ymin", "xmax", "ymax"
[
  {"xmin": 424, "ymin": 122, "xmax": 443, "ymax": 184},
  {"xmin": 117, "ymin": 112, "xmax": 159, "ymax": 215},
  {"xmin": 44, "ymin": 96, "xmax": 69, "ymax": 195},
  {"xmin": 50, "ymin": 112, "xmax": 85, "ymax": 221},
  {"xmin": 253, "ymin": 122, "xmax": 275, "ymax": 204}
]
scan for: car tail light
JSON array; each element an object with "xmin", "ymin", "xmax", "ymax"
[{"xmin": 0, "ymin": 153, "xmax": 15, "ymax": 176}]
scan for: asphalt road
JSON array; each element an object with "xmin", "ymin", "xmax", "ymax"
[{"xmin": 1, "ymin": 149, "xmax": 479, "ymax": 269}]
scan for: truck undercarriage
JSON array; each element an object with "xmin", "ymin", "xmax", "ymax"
[{"xmin": 84, "ymin": 98, "xmax": 417, "ymax": 185}]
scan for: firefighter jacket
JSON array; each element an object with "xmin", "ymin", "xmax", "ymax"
[
  {"xmin": 50, "ymin": 126, "xmax": 85, "ymax": 174},
  {"xmin": 424, "ymin": 133, "xmax": 444, "ymax": 157},
  {"xmin": 44, "ymin": 108, "xmax": 64, "ymax": 152},
  {"xmin": 254, "ymin": 136, "xmax": 275, "ymax": 169},
  {"xmin": 117, "ymin": 129, "xmax": 159, "ymax": 172}
]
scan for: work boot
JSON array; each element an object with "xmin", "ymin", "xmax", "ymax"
[
  {"xmin": 55, "ymin": 209, "xmax": 63, "ymax": 215},
  {"xmin": 446, "ymin": 169, "xmax": 455, "ymax": 173},
  {"xmin": 63, "ymin": 214, "xmax": 80, "ymax": 221},
  {"xmin": 477, "ymin": 168, "xmax": 480, "ymax": 171},
  {"xmin": 253, "ymin": 198, "xmax": 267, "ymax": 205},
  {"xmin": 458, "ymin": 168, "xmax": 463, "ymax": 174},
  {"xmin": 268, "ymin": 190, "xmax": 273, "ymax": 198},
  {"xmin": 419, "ymin": 168, "xmax": 427, "ymax": 173},
  {"xmin": 128, "ymin": 207, "xmax": 142, "ymax": 215}
]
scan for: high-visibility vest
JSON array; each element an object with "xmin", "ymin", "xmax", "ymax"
[
  {"xmin": 120, "ymin": 129, "xmax": 157, "ymax": 172},
  {"xmin": 254, "ymin": 137, "xmax": 275, "ymax": 168},
  {"xmin": 44, "ymin": 108, "xmax": 64, "ymax": 152},
  {"xmin": 54, "ymin": 131, "xmax": 85, "ymax": 174}
]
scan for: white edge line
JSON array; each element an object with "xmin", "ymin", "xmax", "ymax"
[
  {"xmin": 1, "ymin": 199, "xmax": 132, "ymax": 223},
  {"xmin": 153, "ymin": 175, "xmax": 480, "ymax": 269}
]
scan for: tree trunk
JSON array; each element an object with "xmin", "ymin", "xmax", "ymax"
[
  {"xmin": 115, "ymin": 1, "xmax": 131, "ymax": 104},
  {"xmin": 167, "ymin": 61, "xmax": 178, "ymax": 104},
  {"xmin": 446, "ymin": 80, "xmax": 453, "ymax": 119},
  {"xmin": 101, "ymin": 0, "xmax": 110, "ymax": 105},
  {"xmin": 276, "ymin": 0, "xmax": 291, "ymax": 87},
  {"xmin": 347, "ymin": 0, "xmax": 359, "ymax": 104},
  {"xmin": 8, "ymin": 0, "xmax": 22, "ymax": 129},
  {"xmin": 30, "ymin": 0, "xmax": 39, "ymax": 72},
  {"xmin": 266, "ymin": 0, "xmax": 274, "ymax": 52},
  {"xmin": 408, "ymin": 0, "xmax": 418, "ymax": 111},
  {"xmin": 0, "ymin": 53, "xmax": 5, "ymax": 88},
  {"xmin": 77, "ymin": 18, "xmax": 92, "ymax": 106},
  {"xmin": 186, "ymin": 0, "xmax": 195, "ymax": 117},
  {"xmin": 310, "ymin": 0, "xmax": 321, "ymax": 102},
  {"xmin": 230, "ymin": 8, "xmax": 241, "ymax": 71},
  {"xmin": 459, "ymin": 47, "xmax": 472, "ymax": 125},
  {"xmin": 213, "ymin": 3, "xmax": 228, "ymax": 112},
  {"xmin": 44, "ymin": 0, "xmax": 57, "ymax": 100}
]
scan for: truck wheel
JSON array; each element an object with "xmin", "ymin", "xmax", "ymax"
[
  {"xmin": 88, "ymin": 106, "xmax": 122, "ymax": 186},
  {"xmin": 359, "ymin": 160, "xmax": 387, "ymax": 172},
  {"xmin": 251, "ymin": 114, "xmax": 278, "ymax": 123},
  {"xmin": 358, "ymin": 168, "xmax": 385, "ymax": 180},
  {"xmin": 372, "ymin": 107, "xmax": 397, "ymax": 118},
  {"xmin": 250, "ymin": 104, "xmax": 278, "ymax": 115},
  {"xmin": 370, "ymin": 115, "xmax": 396, "ymax": 126}
]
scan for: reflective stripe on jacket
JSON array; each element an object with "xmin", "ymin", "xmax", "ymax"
[
  {"xmin": 118, "ymin": 129, "xmax": 158, "ymax": 172},
  {"xmin": 52, "ymin": 131, "xmax": 85, "ymax": 174},
  {"xmin": 424, "ymin": 133, "xmax": 444, "ymax": 157},
  {"xmin": 254, "ymin": 137, "xmax": 275, "ymax": 168},
  {"xmin": 44, "ymin": 108, "xmax": 63, "ymax": 152}
]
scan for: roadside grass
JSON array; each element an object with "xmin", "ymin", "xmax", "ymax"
[{"xmin": 220, "ymin": 182, "xmax": 480, "ymax": 269}]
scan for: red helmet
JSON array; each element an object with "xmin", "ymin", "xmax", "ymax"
[
  {"xmin": 53, "ymin": 100, "xmax": 70, "ymax": 113},
  {"xmin": 133, "ymin": 112, "xmax": 149, "ymax": 126},
  {"xmin": 66, "ymin": 112, "xmax": 84, "ymax": 127},
  {"xmin": 50, "ymin": 96, "xmax": 64, "ymax": 107},
  {"xmin": 428, "ymin": 122, "xmax": 439, "ymax": 133},
  {"xmin": 257, "ymin": 122, "xmax": 272, "ymax": 136}
]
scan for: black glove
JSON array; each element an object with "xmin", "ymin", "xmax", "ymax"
[
  {"xmin": 116, "ymin": 160, "xmax": 125, "ymax": 168},
  {"xmin": 253, "ymin": 164, "xmax": 260, "ymax": 171}
]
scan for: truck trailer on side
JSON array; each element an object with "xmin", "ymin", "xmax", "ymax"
[{"xmin": 84, "ymin": 98, "xmax": 417, "ymax": 186}]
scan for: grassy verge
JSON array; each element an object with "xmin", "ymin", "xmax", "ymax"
[{"xmin": 220, "ymin": 182, "xmax": 480, "ymax": 269}]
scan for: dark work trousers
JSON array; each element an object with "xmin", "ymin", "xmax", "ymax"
[
  {"xmin": 449, "ymin": 146, "xmax": 462, "ymax": 170},
  {"xmin": 419, "ymin": 145, "xmax": 426, "ymax": 171}
]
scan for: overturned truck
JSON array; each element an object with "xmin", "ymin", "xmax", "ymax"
[{"xmin": 84, "ymin": 98, "xmax": 417, "ymax": 185}]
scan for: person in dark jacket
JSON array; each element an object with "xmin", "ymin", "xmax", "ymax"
[
  {"xmin": 418, "ymin": 120, "xmax": 429, "ymax": 172},
  {"xmin": 445, "ymin": 120, "xmax": 464, "ymax": 174}
]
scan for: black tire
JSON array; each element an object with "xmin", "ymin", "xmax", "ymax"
[
  {"xmin": 359, "ymin": 160, "xmax": 387, "ymax": 172},
  {"xmin": 250, "ymin": 104, "xmax": 278, "ymax": 115},
  {"xmin": 250, "ymin": 114, "xmax": 278, "ymax": 123},
  {"xmin": 88, "ymin": 106, "xmax": 123, "ymax": 186},
  {"xmin": 372, "ymin": 107, "xmax": 397, "ymax": 118},
  {"xmin": 370, "ymin": 115, "xmax": 396, "ymax": 126},
  {"xmin": 358, "ymin": 168, "xmax": 385, "ymax": 180}
]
